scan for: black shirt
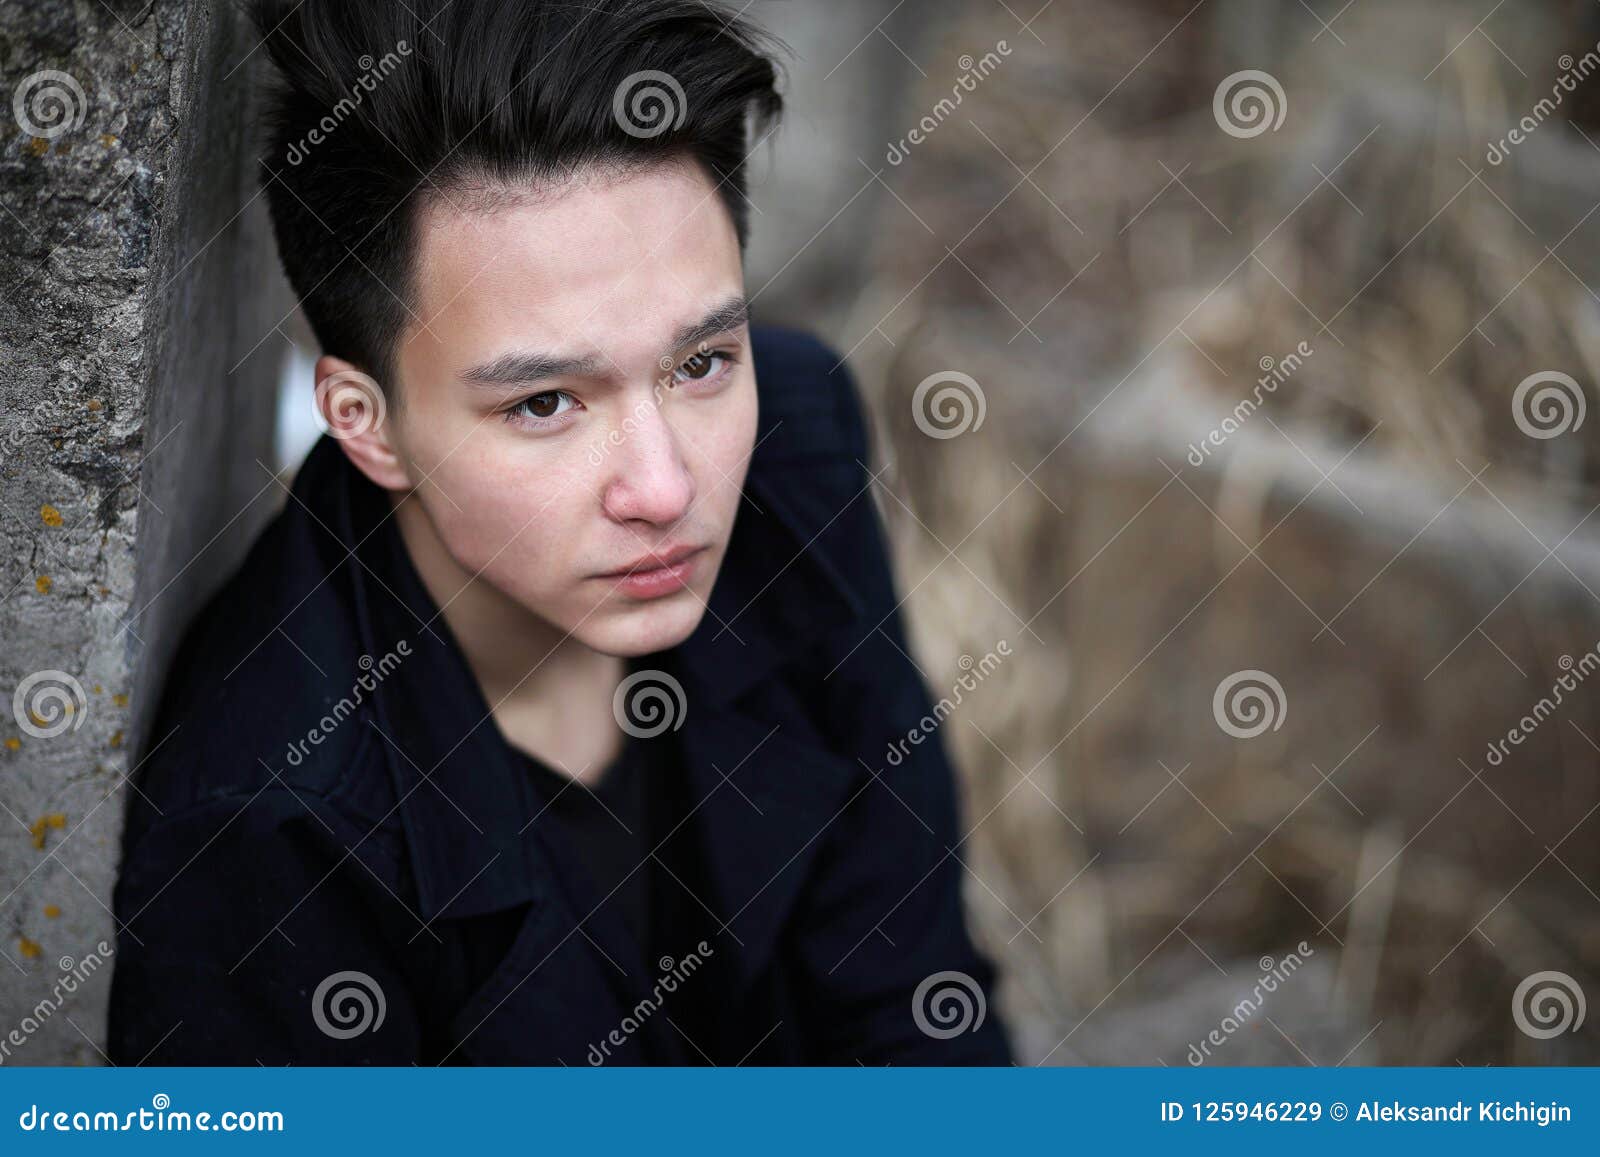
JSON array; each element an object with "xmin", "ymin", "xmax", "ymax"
[{"xmin": 519, "ymin": 735, "xmax": 649, "ymax": 952}]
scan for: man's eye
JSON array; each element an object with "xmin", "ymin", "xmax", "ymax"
[
  {"xmin": 510, "ymin": 390, "xmax": 575, "ymax": 421},
  {"xmin": 673, "ymin": 351, "xmax": 728, "ymax": 383}
]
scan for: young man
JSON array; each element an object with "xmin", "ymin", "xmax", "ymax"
[{"xmin": 108, "ymin": 0, "xmax": 1011, "ymax": 1065}]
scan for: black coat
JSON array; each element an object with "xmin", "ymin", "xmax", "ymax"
[{"xmin": 107, "ymin": 326, "xmax": 1013, "ymax": 1065}]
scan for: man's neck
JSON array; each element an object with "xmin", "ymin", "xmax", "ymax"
[{"xmin": 389, "ymin": 491, "xmax": 625, "ymax": 783}]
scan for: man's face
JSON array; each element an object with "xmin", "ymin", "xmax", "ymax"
[{"xmin": 368, "ymin": 161, "xmax": 757, "ymax": 658}]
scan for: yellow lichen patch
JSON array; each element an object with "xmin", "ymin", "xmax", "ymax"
[
  {"xmin": 99, "ymin": 133, "xmax": 117, "ymax": 148},
  {"xmin": 87, "ymin": 399, "xmax": 103, "ymax": 412},
  {"xmin": 5, "ymin": 737, "xmax": 19, "ymax": 751},
  {"xmin": 28, "ymin": 703, "xmax": 71, "ymax": 729},
  {"xmin": 35, "ymin": 575, "xmax": 51, "ymax": 594},
  {"xmin": 108, "ymin": 730, "xmax": 123, "ymax": 748},
  {"xmin": 112, "ymin": 693, "xmax": 128, "ymax": 708},
  {"xmin": 40, "ymin": 504, "xmax": 63, "ymax": 527},
  {"xmin": 29, "ymin": 813, "xmax": 67, "ymax": 851},
  {"xmin": 43, "ymin": 905, "xmax": 60, "ymax": 919},
  {"xmin": 19, "ymin": 937, "xmax": 41, "ymax": 960},
  {"xmin": 92, "ymin": 685, "xmax": 102, "ymax": 695},
  {"xmin": 25, "ymin": 137, "xmax": 48, "ymax": 158}
]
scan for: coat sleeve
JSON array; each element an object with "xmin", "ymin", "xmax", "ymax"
[
  {"xmin": 789, "ymin": 350, "xmax": 1014, "ymax": 1066},
  {"xmin": 108, "ymin": 789, "xmax": 426, "ymax": 1064}
]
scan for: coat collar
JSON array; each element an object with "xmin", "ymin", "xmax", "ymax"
[{"xmin": 293, "ymin": 356, "xmax": 872, "ymax": 988}]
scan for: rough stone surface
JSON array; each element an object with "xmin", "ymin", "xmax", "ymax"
[{"xmin": 0, "ymin": 0, "xmax": 284, "ymax": 1065}]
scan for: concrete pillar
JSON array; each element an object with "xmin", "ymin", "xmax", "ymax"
[{"xmin": 1, "ymin": 0, "xmax": 286, "ymax": 1064}]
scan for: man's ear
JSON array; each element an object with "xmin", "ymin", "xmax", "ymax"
[{"xmin": 314, "ymin": 354, "xmax": 412, "ymax": 492}]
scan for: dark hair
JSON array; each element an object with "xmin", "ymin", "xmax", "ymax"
[{"xmin": 247, "ymin": 0, "xmax": 783, "ymax": 394}]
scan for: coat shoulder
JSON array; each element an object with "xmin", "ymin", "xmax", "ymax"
[{"xmin": 750, "ymin": 325, "xmax": 872, "ymax": 467}]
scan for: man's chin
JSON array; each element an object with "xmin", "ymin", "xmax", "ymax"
[{"xmin": 575, "ymin": 593, "xmax": 709, "ymax": 658}]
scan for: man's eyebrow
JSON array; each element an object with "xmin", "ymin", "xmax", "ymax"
[
  {"xmin": 672, "ymin": 296, "xmax": 749, "ymax": 352},
  {"xmin": 457, "ymin": 296, "xmax": 750, "ymax": 389},
  {"xmin": 459, "ymin": 349, "xmax": 606, "ymax": 388}
]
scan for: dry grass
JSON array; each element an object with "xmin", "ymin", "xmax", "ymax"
[{"xmin": 839, "ymin": 0, "xmax": 1600, "ymax": 1064}]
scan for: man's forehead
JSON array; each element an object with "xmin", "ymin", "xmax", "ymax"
[
  {"xmin": 413, "ymin": 161, "xmax": 734, "ymax": 275},
  {"xmin": 402, "ymin": 162, "xmax": 744, "ymax": 370}
]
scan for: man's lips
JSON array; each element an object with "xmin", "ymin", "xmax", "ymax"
[{"xmin": 594, "ymin": 543, "xmax": 707, "ymax": 579}]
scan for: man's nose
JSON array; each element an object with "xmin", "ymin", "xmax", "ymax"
[{"xmin": 599, "ymin": 402, "xmax": 696, "ymax": 526}]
